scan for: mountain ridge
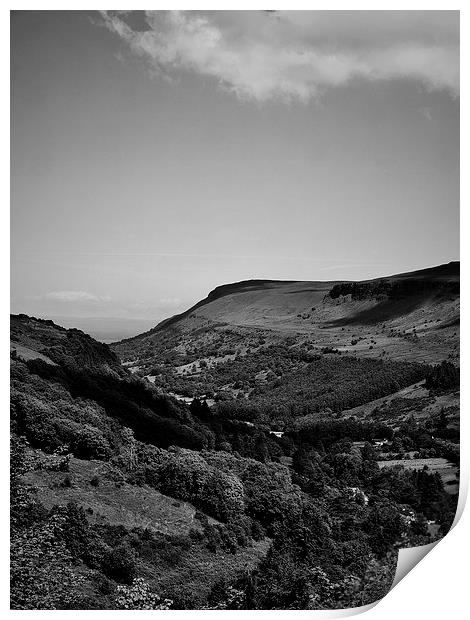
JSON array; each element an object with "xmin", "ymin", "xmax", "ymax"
[
  {"xmin": 115, "ymin": 261, "xmax": 459, "ymax": 345},
  {"xmin": 112, "ymin": 262, "xmax": 459, "ymax": 369}
]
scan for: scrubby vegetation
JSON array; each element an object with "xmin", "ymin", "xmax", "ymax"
[{"xmin": 329, "ymin": 277, "xmax": 459, "ymax": 301}]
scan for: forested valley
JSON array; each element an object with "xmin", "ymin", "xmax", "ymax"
[{"xmin": 10, "ymin": 306, "xmax": 459, "ymax": 610}]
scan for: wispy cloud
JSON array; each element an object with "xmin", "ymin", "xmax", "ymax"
[
  {"xmin": 45, "ymin": 291, "xmax": 112, "ymax": 303},
  {"xmin": 418, "ymin": 106, "xmax": 432, "ymax": 121},
  {"xmin": 99, "ymin": 10, "xmax": 459, "ymax": 103}
]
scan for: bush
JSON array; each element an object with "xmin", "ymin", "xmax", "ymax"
[
  {"xmin": 104, "ymin": 545, "xmax": 137, "ymax": 584},
  {"xmin": 115, "ymin": 577, "xmax": 172, "ymax": 610},
  {"xmin": 10, "ymin": 510, "xmax": 85, "ymax": 609}
]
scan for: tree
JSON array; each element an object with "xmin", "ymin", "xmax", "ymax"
[{"xmin": 362, "ymin": 500, "xmax": 404, "ymax": 556}]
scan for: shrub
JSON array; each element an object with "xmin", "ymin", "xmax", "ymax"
[
  {"xmin": 115, "ymin": 577, "xmax": 172, "ymax": 610},
  {"xmin": 10, "ymin": 510, "xmax": 85, "ymax": 609},
  {"xmin": 104, "ymin": 545, "xmax": 137, "ymax": 584}
]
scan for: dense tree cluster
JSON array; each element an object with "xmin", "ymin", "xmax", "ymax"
[
  {"xmin": 425, "ymin": 361, "xmax": 459, "ymax": 392},
  {"xmin": 14, "ymin": 357, "xmax": 214, "ymax": 451},
  {"xmin": 215, "ymin": 356, "xmax": 428, "ymax": 422}
]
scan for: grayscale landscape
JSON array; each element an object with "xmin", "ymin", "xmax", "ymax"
[{"xmin": 11, "ymin": 10, "xmax": 459, "ymax": 611}]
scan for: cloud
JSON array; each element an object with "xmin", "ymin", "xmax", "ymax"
[
  {"xmin": 158, "ymin": 297, "xmax": 182, "ymax": 307},
  {"xmin": 99, "ymin": 10, "xmax": 459, "ymax": 102},
  {"xmin": 45, "ymin": 291, "xmax": 112, "ymax": 303},
  {"xmin": 419, "ymin": 106, "xmax": 432, "ymax": 121}
]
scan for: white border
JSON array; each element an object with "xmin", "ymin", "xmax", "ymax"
[{"xmin": 4, "ymin": 3, "xmax": 466, "ymax": 619}]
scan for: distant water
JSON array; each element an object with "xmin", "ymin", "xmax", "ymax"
[{"xmin": 46, "ymin": 316, "xmax": 158, "ymax": 344}]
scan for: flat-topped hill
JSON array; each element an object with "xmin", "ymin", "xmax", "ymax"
[{"xmin": 113, "ymin": 262, "xmax": 459, "ymax": 367}]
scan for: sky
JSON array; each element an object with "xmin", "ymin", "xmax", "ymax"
[{"xmin": 11, "ymin": 10, "xmax": 459, "ymax": 327}]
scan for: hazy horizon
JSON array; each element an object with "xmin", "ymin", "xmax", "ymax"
[
  {"xmin": 11, "ymin": 258, "xmax": 459, "ymax": 343},
  {"xmin": 11, "ymin": 10, "xmax": 459, "ymax": 330}
]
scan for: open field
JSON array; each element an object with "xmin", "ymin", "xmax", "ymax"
[{"xmin": 377, "ymin": 457, "xmax": 459, "ymax": 495}]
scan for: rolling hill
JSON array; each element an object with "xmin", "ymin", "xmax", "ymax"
[{"xmin": 113, "ymin": 261, "xmax": 459, "ymax": 372}]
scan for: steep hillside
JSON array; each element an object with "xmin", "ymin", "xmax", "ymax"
[
  {"xmin": 10, "ymin": 316, "xmax": 218, "ymax": 452},
  {"xmin": 129, "ymin": 261, "xmax": 459, "ymax": 337},
  {"xmin": 114, "ymin": 262, "xmax": 459, "ymax": 368},
  {"xmin": 112, "ymin": 263, "xmax": 459, "ymax": 413},
  {"xmin": 11, "ymin": 314, "xmax": 124, "ymax": 375}
]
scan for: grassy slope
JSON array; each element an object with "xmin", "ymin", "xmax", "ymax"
[
  {"xmin": 10, "ymin": 343, "xmax": 57, "ymax": 365},
  {"xmin": 23, "ymin": 455, "xmax": 217, "ymax": 536},
  {"xmin": 148, "ymin": 537, "xmax": 270, "ymax": 606}
]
